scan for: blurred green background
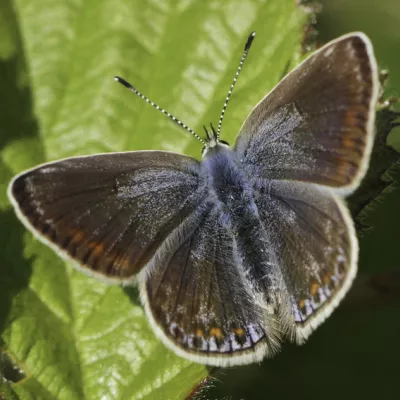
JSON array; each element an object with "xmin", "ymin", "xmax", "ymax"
[{"xmin": 0, "ymin": 0, "xmax": 399, "ymax": 399}]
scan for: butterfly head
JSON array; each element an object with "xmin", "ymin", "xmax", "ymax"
[{"xmin": 201, "ymin": 123, "xmax": 230, "ymax": 157}]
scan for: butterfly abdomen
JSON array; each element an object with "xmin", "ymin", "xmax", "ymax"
[{"xmin": 202, "ymin": 146, "xmax": 279, "ymax": 305}]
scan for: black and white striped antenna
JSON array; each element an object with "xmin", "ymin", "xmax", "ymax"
[
  {"xmin": 114, "ymin": 31, "xmax": 256, "ymax": 146},
  {"xmin": 114, "ymin": 76, "xmax": 206, "ymax": 145},
  {"xmin": 216, "ymin": 31, "xmax": 256, "ymax": 140}
]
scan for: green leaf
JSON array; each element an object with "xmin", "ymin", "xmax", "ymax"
[{"xmin": 0, "ymin": 0, "xmax": 307, "ymax": 398}]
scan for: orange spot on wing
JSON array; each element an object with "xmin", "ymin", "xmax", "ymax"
[
  {"xmin": 310, "ymin": 281, "xmax": 319, "ymax": 296},
  {"xmin": 322, "ymin": 272, "xmax": 332, "ymax": 285},
  {"xmin": 337, "ymin": 161, "xmax": 353, "ymax": 184},
  {"xmin": 344, "ymin": 108, "xmax": 367, "ymax": 131},
  {"xmin": 342, "ymin": 136, "xmax": 354, "ymax": 149},
  {"xmin": 209, "ymin": 327, "xmax": 223, "ymax": 339},
  {"xmin": 196, "ymin": 328, "xmax": 204, "ymax": 337},
  {"xmin": 66, "ymin": 228, "xmax": 135, "ymax": 275},
  {"xmin": 233, "ymin": 327, "xmax": 245, "ymax": 337},
  {"xmin": 70, "ymin": 229, "xmax": 85, "ymax": 244},
  {"xmin": 108, "ymin": 254, "xmax": 132, "ymax": 272},
  {"xmin": 298, "ymin": 299, "xmax": 306, "ymax": 310},
  {"xmin": 87, "ymin": 241, "xmax": 105, "ymax": 257}
]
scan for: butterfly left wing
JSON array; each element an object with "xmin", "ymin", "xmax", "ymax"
[
  {"xmin": 235, "ymin": 33, "xmax": 379, "ymax": 195},
  {"xmin": 141, "ymin": 206, "xmax": 280, "ymax": 366},
  {"xmin": 8, "ymin": 151, "xmax": 203, "ymax": 283},
  {"xmin": 253, "ymin": 179, "xmax": 357, "ymax": 341}
]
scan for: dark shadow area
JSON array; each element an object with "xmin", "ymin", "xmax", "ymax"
[
  {"xmin": 0, "ymin": 210, "xmax": 33, "ymax": 334},
  {"xmin": 0, "ymin": 0, "xmax": 41, "ymax": 342},
  {"xmin": 123, "ymin": 285, "xmax": 141, "ymax": 306},
  {"xmin": 348, "ymin": 107, "xmax": 400, "ymax": 226},
  {"xmin": 208, "ymin": 296, "xmax": 400, "ymax": 399},
  {"xmin": 0, "ymin": 55, "xmax": 40, "ymax": 154}
]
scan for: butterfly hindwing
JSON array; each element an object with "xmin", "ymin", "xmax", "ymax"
[
  {"xmin": 253, "ymin": 179, "xmax": 357, "ymax": 341},
  {"xmin": 141, "ymin": 205, "xmax": 280, "ymax": 366},
  {"xmin": 9, "ymin": 151, "xmax": 203, "ymax": 282},
  {"xmin": 235, "ymin": 33, "xmax": 379, "ymax": 194}
]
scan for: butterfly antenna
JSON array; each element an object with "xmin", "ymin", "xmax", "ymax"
[
  {"xmin": 216, "ymin": 31, "xmax": 256, "ymax": 141},
  {"xmin": 114, "ymin": 76, "xmax": 206, "ymax": 145}
]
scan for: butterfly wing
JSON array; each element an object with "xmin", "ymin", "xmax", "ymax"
[
  {"xmin": 253, "ymin": 179, "xmax": 356, "ymax": 341},
  {"xmin": 8, "ymin": 151, "xmax": 203, "ymax": 283},
  {"xmin": 141, "ymin": 206, "xmax": 280, "ymax": 366},
  {"xmin": 235, "ymin": 33, "xmax": 379, "ymax": 194}
]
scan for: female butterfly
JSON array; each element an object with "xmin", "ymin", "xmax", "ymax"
[{"xmin": 8, "ymin": 31, "xmax": 378, "ymax": 366}]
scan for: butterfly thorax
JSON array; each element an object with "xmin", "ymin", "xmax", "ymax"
[{"xmin": 201, "ymin": 144, "xmax": 256, "ymax": 221}]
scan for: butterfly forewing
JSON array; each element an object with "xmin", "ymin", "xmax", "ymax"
[
  {"xmin": 235, "ymin": 33, "xmax": 379, "ymax": 194},
  {"xmin": 9, "ymin": 151, "xmax": 203, "ymax": 282}
]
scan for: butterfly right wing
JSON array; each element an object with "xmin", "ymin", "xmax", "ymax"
[
  {"xmin": 8, "ymin": 151, "xmax": 204, "ymax": 283},
  {"xmin": 141, "ymin": 206, "xmax": 280, "ymax": 366},
  {"xmin": 234, "ymin": 33, "xmax": 378, "ymax": 194}
]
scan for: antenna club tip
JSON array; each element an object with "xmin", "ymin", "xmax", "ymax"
[
  {"xmin": 114, "ymin": 76, "xmax": 134, "ymax": 90},
  {"xmin": 245, "ymin": 31, "xmax": 256, "ymax": 51}
]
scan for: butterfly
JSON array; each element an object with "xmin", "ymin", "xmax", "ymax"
[{"xmin": 8, "ymin": 31, "xmax": 378, "ymax": 366}]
